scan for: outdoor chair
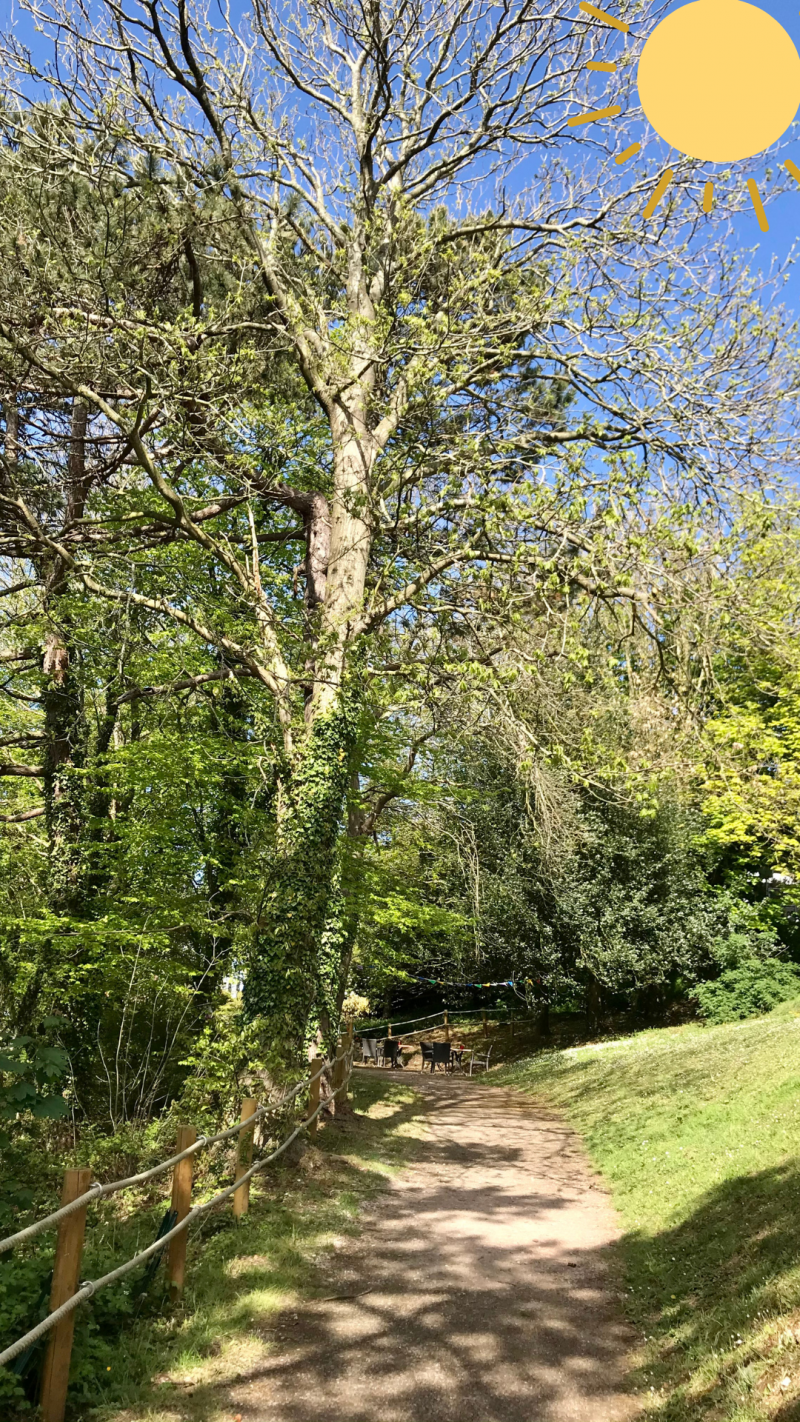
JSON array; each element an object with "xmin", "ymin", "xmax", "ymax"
[
  {"xmin": 467, "ymin": 1044, "xmax": 493, "ymax": 1075},
  {"xmin": 361, "ymin": 1036, "xmax": 381, "ymax": 1065},
  {"xmin": 383, "ymin": 1038, "xmax": 401, "ymax": 1068},
  {"xmin": 420, "ymin": 1041, "xmax": 434, "ymax": 1070},
  {"xmin": 431, "ymin": 1041, "xmax": 452, "ymax": 1073}
]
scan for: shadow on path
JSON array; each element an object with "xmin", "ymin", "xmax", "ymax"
[{"xmin": 223, "ymin": 1074, "xmax": 641, "ymax": 1422}]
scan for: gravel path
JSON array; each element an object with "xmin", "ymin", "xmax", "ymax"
[{"xmin": 230, "ymin": 1073, "xmax": 641, "ymax": 1422}]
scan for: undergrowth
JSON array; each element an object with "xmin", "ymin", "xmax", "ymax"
[{"xmin": 1, "ymin": 1074, "xmax": 426, "ymax": 1422}]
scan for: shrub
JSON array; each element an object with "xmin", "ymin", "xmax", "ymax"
[
  {"xmin": 0, "ymin": 1019, "xmax": 69, "ymax": 1149},
  {"xmin": 690, "ymin": 958, "xmax": 800, "ymax": 1024}
]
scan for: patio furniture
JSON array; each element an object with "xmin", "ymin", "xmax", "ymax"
[
  {"xmin": 420, "ymin": 1041, "xmax": 434, "ymax": 1070},
  {"xmin": 383, "ymin": 1038, "xmax": 401, "ymax": 1068},
  {"xmin": 361, "ymin": 1036, "xmax": 381, "ymax": 1065},
  {"xmin": 466, "ymin": 1044, "xmax": 493, "ymax": 1075},
  {"xmin": 431, "ymin": 1041, "xmax": 452, "ymax": 1073}
]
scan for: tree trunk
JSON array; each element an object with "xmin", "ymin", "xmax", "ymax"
[
  {"xmin": 585, "ymin": 975, "xmax": 601, "ymax": 1034},
  {"xmin": 41, "ymin": 402, "xmax": 92, "ymax": 917},
  {"xmin": 42, "ymin": 630, "xmax": 88, "ymax": 916},
  {"xmin": 244, "ymin": 669, "xmax": 362, "ymax": 1063},
  {"xmin": 538, "ymin": 1000, "xmax": 551, "ymax": 1038},
  {"xmin": 245, "ymin": 315, "xmax": 379, "ymax": 1062}
]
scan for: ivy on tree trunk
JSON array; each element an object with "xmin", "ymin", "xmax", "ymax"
[{"xmin": 245, "ymin": 667, "xmax": 362, "ymax": 1062}]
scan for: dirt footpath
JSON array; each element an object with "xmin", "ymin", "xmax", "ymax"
[{"xmin": 230, "ymin": 1074, "xmax": 641, "ymax": 1422}]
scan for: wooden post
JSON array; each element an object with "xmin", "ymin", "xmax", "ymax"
[
  {"xmin": 482, "ymin": 1009, "xmax": 488, "ymax": 1039},
  {"xmin": 233, "ymin": 1099, "xmax": 258, "ymax": 1219},
  {"xmin": 40, "ymin": 1167, "xmax": 92, "ymax": 1422},
  {"xmin": 168, "ymin": 1125, "xmax": 196, "ymax": 1300},
  {"xmin": 332, "ymin": 1034, "xmax": 348, "ymax": 1112},
  {"xmin": 345, "ymin": 1020, "xmax": 354, "ymax": 1103},
  {"xmin": 387, "ymin": 1023, "xmax": 393, "ymax": 1038},
  {"xmin": 307, "ymin": 1055, "xmax": 322, "ymax": 1139},
  {"xmin": 444, "ymin": 1010, "xmax": 451, "ymax": 1043}
]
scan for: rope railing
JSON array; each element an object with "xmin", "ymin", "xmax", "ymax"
[
  {"xmin": 0, "ymin": 1039, "xmax": 354, "ymax": 1418},
  {"xmin": 355, "ymin": 1009, "xmax": 445, "ymax": 1034},
  {"xmin": 0, "ymin": 1058, "xmax": 329, "ymax": 1257},
  {"xmin": 355, "ymin": 1005, "xmax": 538, "ymax": 1042},
  {"xmin": 0, "ymin": 1085, "xmax": 336, "ymax": 1372},
  {"xmin": 355, "ymin": 1003, "xmax": 533, "ymax": 1036}
]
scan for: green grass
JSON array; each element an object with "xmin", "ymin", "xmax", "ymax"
[
  {"xmin": 50, "ymin": 1074, "xmax": 428, "ymax": 1422},
  {"xmin": 499, "ymin": 1000, "xmax": 800, "ymax": 1422}
]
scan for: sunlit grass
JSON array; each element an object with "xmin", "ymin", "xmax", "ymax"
[{"xmin": 500, "ymin": 1000, "xmax": 800, "ymax": 1420}]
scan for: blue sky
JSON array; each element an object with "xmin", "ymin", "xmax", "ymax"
[
  {"xmin": 656, "ymin": 0, "xmax": 800, "ymax": 313},
  {"xmin": 7, "ymin": 0, "xmax": 800, "ymax": 315}
]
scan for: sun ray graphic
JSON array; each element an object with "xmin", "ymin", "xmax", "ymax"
[{"xmin": 575, "ymin": 0, "xmax": 800, "ymax": 229}]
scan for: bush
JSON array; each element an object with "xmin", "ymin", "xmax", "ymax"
[
  {"xmin": 0, "ymin": 1020, "xmax": 69, "ymax": 1149},
  {"xmin": 690, "ymin": 958, "xmax": 800, "ymax": 1024}
]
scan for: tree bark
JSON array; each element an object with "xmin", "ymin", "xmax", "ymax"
[
  {"xmin": 585, "ymin": 975, "xmax": 601, "ymax": 1035},
  {"xmin": 41, "ymin": 402, "xmax": 91, "ymax": 916},
  {"xmin": 244, "ymin": 666, "xmax": 363, "ymax": 1063},
  {"xmin": 42, "ymin": 628, "xmax": 87, "ymax": 915}
]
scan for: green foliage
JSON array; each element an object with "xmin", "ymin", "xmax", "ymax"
[
  {"xmin": 0, "ymin": 1243, "xmax": 55, "ymax": 1407},
  {"xmin": 690, "ymin": 959, "xmax": 800, "ymax": 1024},
  {"xmin": 352, "ymin": 703, "xmax": 725, "ymax": 1019},
  {"xmin": 0, "ymin": 1020, "xmax": 68, "ymax": 1146},
  {"xmin": 341, "ymin": 990, "xmax": 371, "ymax": 1019},
  {"xmin": 176, "ymin": 999, "xmax": 270, "ymax": 1124},
  {"xmin": 693, "ymin": 507, "xmax": 800, "ymax": 884}
]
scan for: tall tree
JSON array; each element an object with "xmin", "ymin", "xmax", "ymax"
[{"xmin": 1, "ymin": 0, "xmax": 799, "ymax": 1061}]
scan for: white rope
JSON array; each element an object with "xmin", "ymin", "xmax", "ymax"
[
  {"xmin": 356, "ymin": 1010, "xmax": 445, "ymax": 1033},
  {"xmin": 356, "ymin": 1003, "xmax": 526, "ymax": 1035},
  {"xmin": 0, "ymin": 1061, "xmax": 347, "ymax": 1372},
  {"xmin": 0, "ymin": 1060, "xmax": 330, "ymax": 1257}
]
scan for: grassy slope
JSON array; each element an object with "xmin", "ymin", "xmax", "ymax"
[
  {"xmin": 500, "ymin": 1002, "xmax": 800, "ymax": 1422},
  {"xmin": 79, "ymin": 1074, "xmax": 427, "ymax": 1422}
]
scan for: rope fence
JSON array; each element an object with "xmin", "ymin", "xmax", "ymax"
[
  {"xmin": 0, "ymin": 1033, "xmax": 355, "ymax": 1422},
  {"xmin": 2, "ymin": 1002, "xmax": 539, "ymax": 1417},
  {"xmin": 355, "ymin": 1003, "xmax": 537, "ymax": 1036},
  {"xmin": 355, "ymin": 1005, "xmax": 542, "ymax": 1045},
  {"xmin": 0, "ymin": 1060, "xmax": 327, "ymax": 1258}
]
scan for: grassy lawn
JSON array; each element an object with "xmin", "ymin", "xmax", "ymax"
[
  {"xmin": 62, "ymin": 1073, "xmax": 427, "ymax": 1422},
  {"xmin": 499, "ymin": 1001, "xmax": 800, "ymax": 1422}
]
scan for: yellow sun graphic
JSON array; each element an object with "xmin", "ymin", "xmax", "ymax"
[{"xmin": 571, "ymin": 0, "xmax": 800, "ymax": 227}]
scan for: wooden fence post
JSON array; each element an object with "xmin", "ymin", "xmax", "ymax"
[
  {"xmin": 39, "ymin": 1167, "xmax": 92, "ymax": 1422},
  {"xmin": 332, "ymin": 1035, "xmax": 348, "ymax": 1113},
  {"xmin": 168, "ymin": 1125, "xmax": 196, "ymax": 1300},
  {"xmin": 307, "ymin": 1055, "xmax": 322, "ymax": 1139},
  {"xmin": 387, "ymin": 1022, "xmax": 393, "ymax": 1038},
  {"xmin": 482, "ymin": 1009, "xmax": 488, "ymax": 1038},
  {"xmin": 345, "ymin": 1020, "xmax": 354, "ymax": 1103},
  {"xmin": 233, "ymin": 1099, "xmax": 258, "ymax": 1219},
  {"xmin": 444, "ymin": 1009, "xmax": 450, "ymax": 1043}
]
